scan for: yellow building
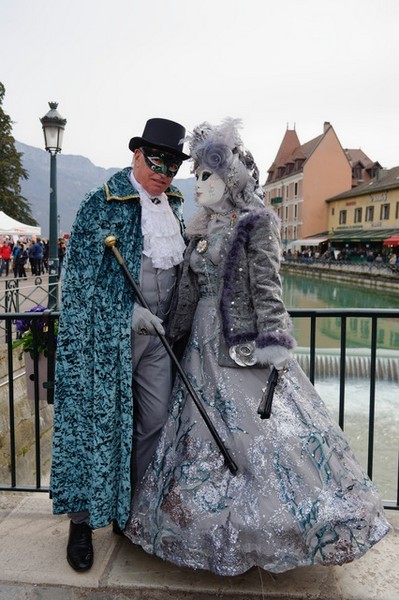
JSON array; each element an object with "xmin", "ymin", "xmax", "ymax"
[{"xmin": 326, "ymin": 166, "xmax": 399, "ymax": 250}]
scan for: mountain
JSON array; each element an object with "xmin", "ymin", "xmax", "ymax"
[{"xmin": 15, "ymin": 141, "xmax": 196, "ymax": 237}]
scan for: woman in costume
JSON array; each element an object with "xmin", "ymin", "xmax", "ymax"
[{"xmin": 124, "ymin": 119, "xmax": 390, "ymax": 576}]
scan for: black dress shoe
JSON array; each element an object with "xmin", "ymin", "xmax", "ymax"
[
  {"xmin": 112, "ymin": 520, "xmax": 124, "ymax": 536},
  {"xmin": 67, "ymin": 521, "xmax": 93, "ymax": 572}
]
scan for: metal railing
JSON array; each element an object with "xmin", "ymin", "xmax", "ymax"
[
  {"xmin": 0, "ymin": 310, "xmax": 57, "ymax": 492},
  {"xmin": 0, "ymin": 308, "xmax": 398, "ymax": 510}
]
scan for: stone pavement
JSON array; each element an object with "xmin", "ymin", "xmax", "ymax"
[{"xmin": 0, "ymin": 493, "xmax": 398, "ymax": 600}]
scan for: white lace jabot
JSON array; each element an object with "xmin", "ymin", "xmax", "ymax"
[{"xmin": 129, "ymin": 170, "xmax": 185, "ymax": 269}]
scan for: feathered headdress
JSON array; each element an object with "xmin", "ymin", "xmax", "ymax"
[{"xmin": 185, "ymin": 118, "xmax": 263, "ymax": 209}]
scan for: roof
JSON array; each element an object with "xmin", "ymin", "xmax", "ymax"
[
  {"xmin": 268, "ymin": 129, "xmax": 301, "ymax": 171},
  {"xmin": 326, "ymin": 166, "xmax": 399, "ymax": 202},
  {"xmin": 344, "ymin": 148, "xmax": 375, "ymax": 169},
  {"xmin": 267, "ymin": 124, "xmax": 332, "ymax": 182}
]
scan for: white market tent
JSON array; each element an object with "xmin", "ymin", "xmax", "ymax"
[{"xmin": 0, "ymin": 210, "xmax": 41, "ymax": 237}]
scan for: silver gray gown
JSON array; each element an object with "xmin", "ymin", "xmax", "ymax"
[{"xmin": 124, "ymin": 225, "xmax": 390, "ymax": 576}]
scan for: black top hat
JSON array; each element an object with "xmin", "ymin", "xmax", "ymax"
[{"xmin": 129, "ymin": 118, "xmax": 190, "ymax": 160}]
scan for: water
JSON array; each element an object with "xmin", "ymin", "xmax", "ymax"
[
  {"xmin": 282, "ymin": 271, "xmax": 399, "ymax": 351},
  {"xmin": 281, "ymin": 271, "xmax": 399, "ymax": 503},
  {"xmin": 282, "ymin": 271, "xmax": 399, "ymax": 311},
  {"xmin": 315, "ymin": 378, "xmax": 398, "ymax": 502}
]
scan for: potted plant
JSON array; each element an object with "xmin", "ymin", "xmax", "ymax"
[{"xmin": 13, "ymin": 305, "xmax": 58, "ymax": 402}]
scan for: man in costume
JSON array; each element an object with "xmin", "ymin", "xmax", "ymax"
[{"xmin": 50, "ymin": 118, "xmax": 189, "ymax": 572}]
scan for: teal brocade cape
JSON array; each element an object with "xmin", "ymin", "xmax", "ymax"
[{"xmin": 50, "ymin": 167, "xmax": 184, "ymax": 529}]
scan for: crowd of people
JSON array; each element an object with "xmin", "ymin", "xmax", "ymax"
[
  {"xmin": 0, "ymin": 236, "xmax": 67, "ymax": 279},
  {"xmin": 283, "ymin": 246, "xmax": 399, "ymax": 265}
]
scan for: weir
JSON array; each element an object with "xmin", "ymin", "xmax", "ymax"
[{"xmin": 295, "ymin": 348, "xmax": 399, "ymax": 381}]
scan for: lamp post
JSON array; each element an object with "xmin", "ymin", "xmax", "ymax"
[{"xmin": 40, "ymin": 102, "xmax": 67, "ymax": 309}]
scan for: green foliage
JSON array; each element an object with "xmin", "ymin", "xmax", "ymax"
[
  {"xmin": 12, "ymin": 305, "xmax": 58, "ymax": 358},
  {"xmin": 0, "ymin": 82, "xmax": 37, "ymax": 225}
]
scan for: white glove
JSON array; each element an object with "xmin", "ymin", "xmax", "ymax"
[
  {"xmin": 255, "ymin": 345, "xmax": 293, "ymax": 369},
  {"xmin": 131, "ymin": 304, "xmax": 165, "ymax": 336}
]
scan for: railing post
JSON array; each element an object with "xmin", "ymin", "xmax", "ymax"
[
  {"xmin": 339, "ymin": 316, "xmax": 347, "ymax": 430},
  {"xmin": 367, "ymin": 316, "xmax": 378, "ymax": 480}
]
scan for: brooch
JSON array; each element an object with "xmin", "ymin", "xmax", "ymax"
[{"xmin": 196, "ymin": 239, "xmax": 208, "ymax": 254}]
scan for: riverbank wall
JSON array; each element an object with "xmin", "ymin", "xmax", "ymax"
[{"xmin": 280, "ymin": 260, "xmax": 399, "ymax": 292}]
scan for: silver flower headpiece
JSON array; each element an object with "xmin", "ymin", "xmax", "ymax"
[
  {"xmin": 185, "ymin": 117, "xmax": 263, "ymax": 211},
  {"xmin": 186, "ymin": 118, "xmax": 260, "ymax": 189},
  {"xmin": 186, "ymin": 118, "xmax": 243, "ymax": 177}
]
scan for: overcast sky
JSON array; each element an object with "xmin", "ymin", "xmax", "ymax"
[{"xmin": 1, "ymin": 0, "xmax": 398, "ymax": 182}]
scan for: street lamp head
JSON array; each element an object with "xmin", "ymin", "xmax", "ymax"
[{"xmin": 40, "ymin": 101, "xmax": 67, "ymax": 155}]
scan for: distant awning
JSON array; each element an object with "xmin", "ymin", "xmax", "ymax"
[
  {"xmin": 329, "ymin": 228, "xmax": 399, "ymax": 243},
  {"xmin": 383, "ymin": 235, "xmax": 399, "ymax": 246},
  {"xmin": 292, "ymin": 237, "xmax": 328, "ymax": 247}
]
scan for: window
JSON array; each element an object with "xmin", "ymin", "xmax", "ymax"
[
  {"xmin": 365, "ymin": 206, "xmax": 374, "ymax": 222},
  {"xmin": 369, "ymin": 167, "xmax": 378, "ymax": 178},
  {"xmin": 360, "ymin": 320, "xmax": 370, "ymax": 340},
  {"xmin": 294, "ymin": 204, "xmax": 298, "ymax": 219},
  {"xmin": 285, "ymin": 206, "xmax": 289, "ymax": 220},
  {"xmin": 293, "ymin": 226, "xmax": 297, "ymax": 239},
  {"xmin": 286, "ymin": 185, "xmax": 289, "ymax": 199},
  {"xmin": 339, "ymin": 210, "xmax": 347, "ymax": 225},
  {"xmin": 391, "ymin": 331, "xmax": 399, "ymax": 346},
  {"xmin": 354, "ymin": 207, "xmax": 362, "ymax": 223},
  {"xmin": 349, "ymin": 318, "xmax": 358, "ymax": 332},
  {"xmin": 380, "ymin": 204, "xmax": 390, "ymax": 220},
  {"xmin": 294, "ymin": 182, "xmax": 298, "ymax": 197},
  {"xmin": 332, "ymin": 208, "xmax": 335, "ymax": 216},
  {"xmin": 353, "ymin": 166, "xmax": 362, "ymax": 179},
  {"xmin": 396, "ymin": 202, "xmax": 399, "ymax": 219}
]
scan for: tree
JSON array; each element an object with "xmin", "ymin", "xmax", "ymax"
[{"xmin": 0, "ymin": 82, "xmax": 37, "ymax": 225}]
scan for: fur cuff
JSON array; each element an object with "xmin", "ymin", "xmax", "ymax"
[{"xmin": 255, "ymin": 345, "xmax": 293, "ymax": 369}]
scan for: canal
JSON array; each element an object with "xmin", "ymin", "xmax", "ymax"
[{"xmin": 281, "ymin": 271, "xmax": 399, "ymax": 504}]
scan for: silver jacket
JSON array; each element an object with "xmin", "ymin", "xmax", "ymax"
[{"xmin": 168, "ymin": 208, "xmax": 296, "ymax": 367}]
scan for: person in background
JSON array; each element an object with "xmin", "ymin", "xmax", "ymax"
[
  {"xmin": 30, "ymin": 237, "xmax": 44, "ymax": 275},
  {"xmin": 0, "ymin": 239, "xmax": 12, "ymax": 277},
  {"xmin": 12, "ymin": 241, "xmax": 20, "ymax": 278},
  {"xmin": 50, "ymin": 118, "xmax": 189, "ymax": 573},
  {"xmin": 57, "ymin": 238, "xmax": 67, "ymax": 277},
  {"xmin": 15, "ymin": 241, "xmax": 28, "ymax": 278},
  {"xmin": 124, "ymin": 118, "xmax": 390, "ymax": 576},
  {"xmin": 43, "ymin": 239, "xmax": 49, "ymax": 273}
]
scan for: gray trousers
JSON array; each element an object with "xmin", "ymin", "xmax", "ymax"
[
  {"xmin": 130, "ymin": 331, "xmax": 172, "ymax": 493},
  {"xmin": 70, "ymin": 256, "xmax": 176, "ymax": 526},
  {"xmin": 69, "ymin": 334, "xmax": 172, "ymax": 525}
]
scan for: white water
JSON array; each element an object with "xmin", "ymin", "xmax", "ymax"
[
  {"xmin": 297, "ymin": 352, "xmax": 399, "ymax": 381},
  {"xmin": 315, "ymin": 378, "xmax": 398, "ymax": 503}
]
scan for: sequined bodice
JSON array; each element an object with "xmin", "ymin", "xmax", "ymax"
[{"xmin": 190, "ymin": 231, "xmax": 221, "ymax": 297}]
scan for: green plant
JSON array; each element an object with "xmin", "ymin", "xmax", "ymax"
[{"xmin": 13, "ymin": 305, "xmax": 58, "ymax": 357}]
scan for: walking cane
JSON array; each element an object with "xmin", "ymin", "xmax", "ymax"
[{"xmin": 104, "ymin": 235, "xmax": 238, "ymax": 476}]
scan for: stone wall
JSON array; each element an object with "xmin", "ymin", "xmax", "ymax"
[{"xmin": 281, "ymin": 260, "xmax": 399, "ymax": 291}]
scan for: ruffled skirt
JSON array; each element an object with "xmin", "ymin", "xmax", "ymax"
[{"xmin": 124, "ymin": 298, "xmax": 390, "ymax": 575}]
